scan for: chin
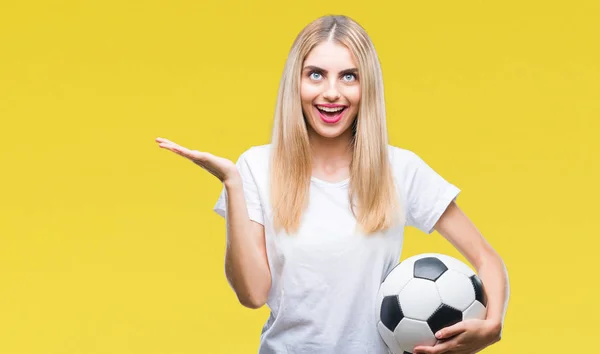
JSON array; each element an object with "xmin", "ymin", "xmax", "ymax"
[{"xmin": 312, "ymin": 120, "xmax": 353, "ymax": 139}]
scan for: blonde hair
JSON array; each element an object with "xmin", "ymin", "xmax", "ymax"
[{"xmin": 270, "ymin": 15, "xmax": 404, "ymax": 235}]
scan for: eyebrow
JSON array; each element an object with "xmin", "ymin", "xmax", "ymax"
[{"xmin": 303, "ymin": 65, "xmax": 358, "ymax": 74}]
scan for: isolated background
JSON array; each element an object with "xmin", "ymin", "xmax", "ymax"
[{"xmin": 1, "ymin": 0, "xmax": 598, "ymax": 353}]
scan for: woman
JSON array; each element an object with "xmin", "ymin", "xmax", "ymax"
[{"xmin": 156, "ymin": 15, "xmax": 509, "ymax": 354}]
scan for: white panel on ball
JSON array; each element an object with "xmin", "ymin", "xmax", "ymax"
[
  {"xmin": 398, "ymin": 278, "xmax": 441, "ymax": 321},
  {"xmin": 377, "ymin": 321, "xmax": 404, "ymax": 354},
  {"xmin": 435, "ymin": 270, "xmax": 475, "ymax": 311},
  {"xmin": 394, "ymin": 318, "xmax": 437, "ymax": 353},
  {"xmin": 380, "ymin": 264, "xmax": 414, "ymax": 297},
  {"xmin": 463, "ymin": 301, "xmax": 487, "ymax": 320}
]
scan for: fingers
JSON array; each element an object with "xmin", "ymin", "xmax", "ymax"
[
  {"xmin": 413, "ymin": 321, "xmax": 467, "ymax": 353},
  {"xmin": 156, "ymin": 137, "xmax": 191, "ymax": 156},
  {"xmin": 156, "ymin": 137, "xmax": 180, "ymax": 149},
  {"xmin": 156, "ymin": 137, "xmax": 178, "ymax": 151},
  {"xmin": 155, "ymin": 137, "xmax": 214, "ymax": 166},
  {"xmin": 413, "ymin": 341, "xmax": 452, "ymax": 354},
  {"xmin": 435, "ymin": 322, "xmax": 466, "ymax": 340}
]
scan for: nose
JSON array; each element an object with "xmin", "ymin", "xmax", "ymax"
[{"xmin": 322, "ymin": 80, "xmax": 341, "ymax": 101}]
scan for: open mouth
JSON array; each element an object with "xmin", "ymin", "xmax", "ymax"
[{"xmin": 314, "ymin": 105, "xmax": 347, "ymax": 124}]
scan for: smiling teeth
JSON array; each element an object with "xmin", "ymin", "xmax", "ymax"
[{"xmin": 317, "ymin": 106, "xmax": 345, "ymax": 112}]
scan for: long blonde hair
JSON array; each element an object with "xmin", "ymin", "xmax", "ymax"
[{"xmin": 270, "ymin": 15, "xmax": 404, "ymax": 235}]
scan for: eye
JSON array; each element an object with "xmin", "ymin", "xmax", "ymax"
[
  {"xmin": 343, "ymin": 73, "xmax": 357, "ymax": 82},
  {"xmin": 309, "ymin": 71, "xmax": 322, "ymax": 80}
]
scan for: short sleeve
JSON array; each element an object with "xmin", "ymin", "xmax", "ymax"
[
  {"xmin": 213, "ymin": 148, "xmax": 265, "ymax": 225},
  {"xmin": 405, "ymin": 152, "xmax": 461, "ymax": 234}
]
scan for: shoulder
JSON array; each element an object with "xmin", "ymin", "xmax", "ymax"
[
  {"xmin": 387, "ymin": 144, "xmax": 423, "ymax": 170},
  {"xmin": 235, "ymin": 144, "xmax": 272, "ymax": 183},
  {"xmin": 238, "ymin": 144, "xmax": 272, "ymax": 163}
]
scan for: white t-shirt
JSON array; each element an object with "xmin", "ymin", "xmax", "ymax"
[{"xmin": 213, "ymin": 144, "xmax": 461, "ymax": 354}]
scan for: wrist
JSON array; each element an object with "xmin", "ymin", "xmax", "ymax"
[{"xmin": 223, "ymin": 174, "xmax": 242, "ymax": 188}]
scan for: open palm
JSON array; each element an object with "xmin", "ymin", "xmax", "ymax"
[{"xmin": 155, "ymin": 137, "xmax": 238, "ymax": 182}]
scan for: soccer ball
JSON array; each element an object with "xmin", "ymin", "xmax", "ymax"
[{"xmin": 376, "ymin": 253, "xmax": 487, "ymax": 354}]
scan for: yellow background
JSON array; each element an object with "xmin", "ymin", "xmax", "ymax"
[{"xmin": 1, "ymin": 0, "xmax": 598, "ymax": 353}]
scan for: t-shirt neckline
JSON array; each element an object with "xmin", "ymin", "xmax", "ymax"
[{"xmin": 310, "ymin": 176, "xmax": 350, "ymax": 187}]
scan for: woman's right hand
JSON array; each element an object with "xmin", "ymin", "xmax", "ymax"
[{"xmin": 155, "ymin": 137, "xmax": 239, "ymax": 183}]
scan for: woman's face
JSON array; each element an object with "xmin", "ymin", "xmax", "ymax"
[{"xmin": 300, "ymin": 41, "xmax": 361, "ymax": 140}]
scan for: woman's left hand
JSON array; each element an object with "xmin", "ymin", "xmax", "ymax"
[{"xmin": 413, "ymin": 319, "xmax": 502, "ymax": 354}]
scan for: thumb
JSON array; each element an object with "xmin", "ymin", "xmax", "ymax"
[{"xmin": 435, "ymin": 321, "xmax": 465, "ymax": 340}]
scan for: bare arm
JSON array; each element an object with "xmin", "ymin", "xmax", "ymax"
[
  {"xmin": 434, "ymin": 201, "xmax": 509, "ymax": 334},
  {"xmin": 414, "ymin": 201, "xmax": 509, "ymax": 353},
  {"xmin": 222, "ymin": 176, "xmax": 272, "ymax": 309},
  {"xmin": 155, "ymin": 137, "xmax": 271, "ymax": 309}
]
